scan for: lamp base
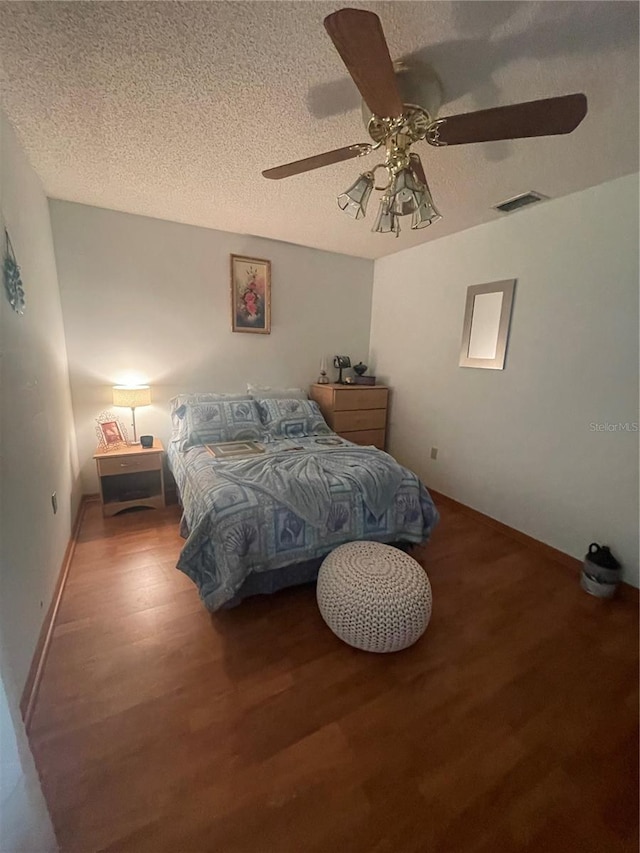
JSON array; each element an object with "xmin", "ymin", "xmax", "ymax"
[{"xmin": 130, "ymin": 407, "xmax": 139, "ymax": 444}]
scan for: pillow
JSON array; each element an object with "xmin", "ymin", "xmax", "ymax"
[
  {"xmin": 169, "ymin": 393, "xmax": 251, "ymax": 442},
  {"xmin": 256, "ymin": 398, "xmax": 331, "ymax": 439},
  {"xmin": 180, "ymin": 399, "xmax": 264, "ymax": 449},
  {"xmin": 169, "ymin": 391, "xmax": 250, "ymax": 417},
  {"xmin": 247, "ymin": 384, "xmax": 307, "ymax": 400}
]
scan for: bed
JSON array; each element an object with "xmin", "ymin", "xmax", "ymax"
[{"xmin": 167, "ymin": 393, "xmax": 439, "ymax": 611}]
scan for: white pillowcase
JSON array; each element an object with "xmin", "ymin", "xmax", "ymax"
[{"xmin": 247, "ymin": 384, "xmax": 307, "ymax": 400}]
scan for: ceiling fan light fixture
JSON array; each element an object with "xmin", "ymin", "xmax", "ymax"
[
  {"xmin": 265, "ymin": 9, "xmax": 589, "ymax": 245},
  {"xmin": 411, "ymin": 181, "xmax": 441, "ymax": 230},
  {"xmin": 372, "ymin": 195, "xmax": 400, "ymax": 237},
  {"xmin": 411, "ymin": 198, "xmax": 441, "ymax": 230},
  {"xmin": 337, "ymin": 172, "xmax": 375, "ymax": 219},
  {"xmin": 388, "ymin": 167, "xmax": 424, "ymax": 216}
]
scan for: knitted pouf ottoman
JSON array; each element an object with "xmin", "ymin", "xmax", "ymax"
[{"xmin": 316, "ymin": 541, "xmax": 432, "ymax": 653}]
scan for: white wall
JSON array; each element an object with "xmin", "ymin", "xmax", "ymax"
[
  {"xmin": 370, "ymin": 174, "xmax": 639, "ymax": 587},
  {"xmin": 0, "ymin": 111, "xmax": 80, "ymax": 688},
  {"xmin": 49, "ymin": 201, "xmax": 374, "ymax": 492},
  {"xmin": 0, "ymin": 109, "xmax": 67, "ymax": 850},
  {"xmin": 0, "ymin": 655, "xmax": 57, "ymax": 852}
]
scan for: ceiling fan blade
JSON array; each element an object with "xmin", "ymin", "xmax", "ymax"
[
  {"xmin": 262, "ymin": 143, "xmax": 372, "ymax": 180},
  {"xmin": 324, "ymin": 8, "xmax": 404, "ymax": 119},
  {"xmin": 430, "ymin": 93, "xmax": 587, "ymax": 146}
]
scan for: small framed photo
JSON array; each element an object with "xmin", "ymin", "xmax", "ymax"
[
  {"xmin": 230, "ymin": 254, "xmax": 271, "ymax": 334},
  {"xmin": 95, "ymin": 411, "xmax": 128, "ymax": 451}
]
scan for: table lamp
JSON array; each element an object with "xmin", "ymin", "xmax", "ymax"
[{"xmin": 112, "ymin": 385, "xmax": 151, "ymax": 444}]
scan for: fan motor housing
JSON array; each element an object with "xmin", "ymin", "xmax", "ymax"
[{"xmin": 361, "ymin": 61, "xmax": 443, "ymax": 141}]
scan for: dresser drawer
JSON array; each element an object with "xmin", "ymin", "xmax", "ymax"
[
  {"xmin": 332, "ymin": 388, "xmax": 388, "ymax": 411},
  {"xmin": 97, "ymin": 453, "xmax": 162, "ymax": 477},
  {"xmin": 341, "ymin": 429, "xmax": 385, "ymax": 449},
  {"xmin": 333, "ymin": 408, "xmax": 387, "ymax": 432}
]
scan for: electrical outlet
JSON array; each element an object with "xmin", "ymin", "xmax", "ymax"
[
  {"xmin": 430, "ymin": 447, "xmax": 438, "ymax": 460},
  {"xmin": 51, "ymin": 492, "xmax": 57, "ymax": 514}
]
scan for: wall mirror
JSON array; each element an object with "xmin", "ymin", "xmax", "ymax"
[{"xmin": 459, "ymin": 279, "xmax": 516, "ymax": 370}]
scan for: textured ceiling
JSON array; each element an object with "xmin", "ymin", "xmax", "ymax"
[{"xmin": 0, "ymin": 1, "xmax": 638, "ymax": 259}]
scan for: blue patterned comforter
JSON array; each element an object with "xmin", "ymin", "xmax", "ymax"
[{"xmin": 168, "ymin": 436, "xmax": 439, "ymax": 611}]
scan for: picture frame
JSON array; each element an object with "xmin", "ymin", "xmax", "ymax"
[
  {"xmin": 205, "ymin": 440, "xmax": 265, "ymax": 458},
  {"xmin": 230, "ymin": 254, "xmax": 271, "ymax": 334},
  {"xmin": 459, "ymin": 279, "xmax": 516, "ymax": 370},
  {"xmin": 95, "ymin": 411, "xmax": 129, "ymax": 451}
]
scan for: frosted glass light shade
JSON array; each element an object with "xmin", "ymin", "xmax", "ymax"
[
  {"xmin": 112, "ymin": 385, "xmax": 151, "ymax": 408},
  {"xmin": 411, "ymin": 189, "xmax": 441, "ymax": 229},
  {"xmin": 337, "ymin": 172, "xmax": 374, "ymax": 220},
  {"xmin": 389, "ymin": 168, "xmax": 424, "ymax": 217},
  {"xmin": 372, "ymin": 196, "xmax": 400, "ymax": 236}
]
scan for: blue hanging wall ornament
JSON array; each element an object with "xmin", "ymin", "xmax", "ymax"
[{"xmin": 3, "ymin": 227, "xmax": 25, "ymax": 315}]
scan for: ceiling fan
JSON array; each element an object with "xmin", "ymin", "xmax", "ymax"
[{"xmin": 262, "ymin": 8, "xmax": 588, "ymax": 236}]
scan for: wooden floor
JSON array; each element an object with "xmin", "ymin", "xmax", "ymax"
[{"xmin": 30, "ymin": 498, "xmax": 638, "ymax": 853}]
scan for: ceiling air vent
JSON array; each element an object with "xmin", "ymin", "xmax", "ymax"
[{"xmin": 493, "ymin": 191, "xmax": 548, "ymax": 214}]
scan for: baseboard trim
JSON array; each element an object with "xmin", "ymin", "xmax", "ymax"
[
  {"xmin": 428, "ymin": 488, "xmax": 639, "ymax": 603},
  {"xmin": 20, "ymin": 495, "xmax": 89, "ymax": 731}
]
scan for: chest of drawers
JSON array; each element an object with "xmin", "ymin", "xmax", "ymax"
[{"xmin": 309, "ymin": 384, "xmax": 389, "ymax": 449}]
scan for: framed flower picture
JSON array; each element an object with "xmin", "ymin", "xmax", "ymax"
[{"xmin": 230, "ymin": 254, "xmax": 271, "ymax": 334}]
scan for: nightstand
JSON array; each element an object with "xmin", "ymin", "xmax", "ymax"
[
  {"xmin": 309, "ymin": 384, "xmax": 389, "ymax": 449},
  {"xmin": 93, "ymin": 439, "xmax": 166, "ymax": 517}
]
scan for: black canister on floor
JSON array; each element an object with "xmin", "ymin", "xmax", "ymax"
[{"xmin": 581, "ymin": 542, "xmax": 622, "ymax": 598}]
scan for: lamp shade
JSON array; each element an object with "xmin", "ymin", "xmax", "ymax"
[
  {"xmin": 372, "ymin": 196, "xmax": 400, "ymax": 236},
  {"xmin": 389, "ymin": 168, "xmax": 424, "ymax": 217},
  {"xmin": 337, "ymin": 172, "xmax": 374, "ymax": 220},
  {"xmin": 112, "ymin": 385, "xmax": 151, "ymax": 408},
  {"xmin": 411, "ymin": 186, "xmax": 441, "ymax": 230}
]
